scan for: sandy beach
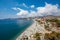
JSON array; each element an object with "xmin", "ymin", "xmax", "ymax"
[{"xmin": 16, "ymin": 20, "xmax": 51, "ymax": 40}]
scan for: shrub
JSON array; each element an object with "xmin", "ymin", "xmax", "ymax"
[
  {"xmin": 21, "ymin": 35, "xmax": 28, "ymax": 40},
  {"xmin": 47, "ymin": 18, "xmax": 60, "ymax": 27},
  {"xmin": 44, "ymin": 25, "xmax": 51, "ymax": 31},
  {"xmin": 47, "ymin": 18, "xmax": 58, "ymax": 22},
  {"xmin": 33, "ymin": 32, "xmax": 41, "ymax": 40},
  {"xmin": 44, "ymin": 31, "xmax": 60, "ymax": 40}
]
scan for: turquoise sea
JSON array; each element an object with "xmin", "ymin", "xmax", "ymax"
[{"xmin": 0, "ymin": 19, "xmax": 33, "ymax": 40}]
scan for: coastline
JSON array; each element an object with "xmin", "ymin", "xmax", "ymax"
[
  {"xmin": 16, "ymin": 20, "xmax": 35, "ymax": 40},
  {"xmin": 16, "ymin": 19, "xmax": 51, "ymax": 40}
]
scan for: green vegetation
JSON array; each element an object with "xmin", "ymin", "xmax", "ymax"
[
  {"xmin": 45, "ymin": 25, "xmax": 49, "ymax": 29},
  {"xmin": 44, "ymin": 31, "xmax": 60, "ymax": 40},
  {"xmin": 36, "ymin": 20, "xmax": 42, "ymax": 24},
  {"xmin": 44, "ymin": 25, "xmax": 51, "ymax": 31},
  {"xmin": 21, "ymin": 36, "xmax": 28, "ymax": 40},
  {"xmin": 47, "ymin": 18, "xmax": 58, "ymax": 22},
  {"xmin": 47, "ymin": 18, "xmax": 60, "ymax": 27},
  {"xmin": 57, "ymin": 20, "xmax": 60, "ymax": 27},
  {"xmin": 33, "ymin": 32, "xmax": 41, "ymax": 40}
]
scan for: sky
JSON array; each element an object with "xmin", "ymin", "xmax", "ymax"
[{"xmin": 0, "ymin": 0, "xmax": 60, "ymax": 19}]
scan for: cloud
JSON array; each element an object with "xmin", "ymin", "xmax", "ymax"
[
  {"xmin": 28, "ymin": 11, "xmax": 36, "ymax": 17},
  {"xmin": 12, "ymin": 7, "xmax": 17, "ymax": 10},
  {"xmin": 36, "ymin": 2, "xmax": 59, "ymax": 16},
  {"xmin": 30, "ymin": 5, "xmax": 35, "ymax": 8},
  {"xmin": 16, "ymin": 8, "xmax": 29, "ymax": 16},
  {"xmin": 12, "ymin": 7, "xmax": 24, "ymax": 11},
  {"xmin": 12, "ymin": 2, "xmax": 60, "ymax": 17},
  {"xmin": 22, "ymin": 3, "xmax": 28, "ymax": 8}
]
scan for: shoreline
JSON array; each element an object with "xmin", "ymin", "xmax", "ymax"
[
  {"xmin": 16, "ymin": 19, "xmax": 51, "ymax": 40},
  {"xmin": 16, "ymin": 20, "xmax": 35, "ymax": 40},
  {"xmin": 16, "ymin": 20, "xmax": 45, "ymax": 40}
]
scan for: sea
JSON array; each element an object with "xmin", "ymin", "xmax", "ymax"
[{"xmin": 0, "ymin": 19, "xmax": 33, "ymax": 40}]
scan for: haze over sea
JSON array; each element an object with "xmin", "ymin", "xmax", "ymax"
[{"xmin": 0, "ymin": 19, "xmax": 33, "ymax": 40}]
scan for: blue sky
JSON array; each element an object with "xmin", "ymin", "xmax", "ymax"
[{"xmin": 0, "ymin": 0, "xmax": 60, "ymax": 19}]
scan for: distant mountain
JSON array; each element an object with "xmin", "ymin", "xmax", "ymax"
[
  {"xmin": 0, "ymin": 15, "xmax": 60, "ymax": 20},
  {"xmin": 42, "ymin": 15, "xmax": 60, "ymax": 19}
]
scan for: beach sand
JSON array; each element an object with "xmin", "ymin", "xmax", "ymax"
[{"xmin": 16, "ymin": 20, "xmax": 51, "ymax": 40}]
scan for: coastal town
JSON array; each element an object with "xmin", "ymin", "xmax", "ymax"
[{"xmin": 16, "ymin": 15, "xmax": 60, "ymax": 40}]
